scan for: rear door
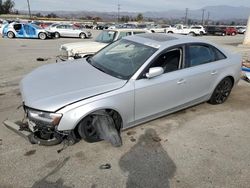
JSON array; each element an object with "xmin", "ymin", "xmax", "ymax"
[{"xmin": 23, "ymin": 24, "xmax": 36, "ymax": 38}]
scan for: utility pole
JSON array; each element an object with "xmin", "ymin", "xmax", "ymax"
[
  {"xmin": 27, "ymin": 0, "xmax": 31, "ymax": 19},
  {"xmin": 206, "ymin": 11, "xmax": 210, "ymax": 25},
  {"xmin": 117, "ymin": 1, "xmax": 120, "ymax": 23},
  {"xmin": 201, "ymin": 9, "xmax": 205, "ymax": 26},
  {"xmin": 184, "ymin": 8, "xmax": 188, "ymax": 25}
]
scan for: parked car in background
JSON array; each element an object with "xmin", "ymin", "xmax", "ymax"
[
  {"xmin": 165, "ymin": 24, "xmax": 205, "ymax": 36},
  {"xmin": 2, "ymin": 22, "xmax": 55, "ymax": 39},
  {"xmin": 236, "ymin": 26, "xmax": 246, "ymax": 34},
  {"xmin": 149, "ymin": 25, "xmax": 171, "ymax": 33},
  {"xmin": 206, "ymin": 26, "xmax": 237, "ymax": 36},
  {"xmin": 60, "ymin": 28, "xmax": 151, "ymax": 60},
  {"xmin": 48, "ymin": 23, "xmax": 91, "ymax": 39},
  {"xmin": 20, "ymin": 33, "xmax": 242, "ymax": 146}
]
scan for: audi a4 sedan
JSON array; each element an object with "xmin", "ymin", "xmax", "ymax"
[{"xmin": 20, "ymin": 33, "xmax": 242, "ymax": 146}]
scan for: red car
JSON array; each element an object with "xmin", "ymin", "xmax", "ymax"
[{"xmin": 223, "ymin": 27, "xmax": 237, "ymax": 36}]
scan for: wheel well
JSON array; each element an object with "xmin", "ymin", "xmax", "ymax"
[
  {"xmin": 227, "ymin": 76, "xmax": 235, "ymax": 86},
  {"xmin": 7, "ymin": 31, "xmax": 15, "ymax": 37},
  {"xmin": 79, "ymin": 32, "xmax": 86, "ymax": 36},
  {"xmin": 75, "ymin": 109, "xmax": 123, "ymax": 133}
]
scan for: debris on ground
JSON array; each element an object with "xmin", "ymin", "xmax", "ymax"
[
  {"xmin": 24, "ymin": 149, "xmax": 36, "ymax": 156},
  {"xmin": 99, "ymin": 163, "xmax": 111, "ymax": 170},
  {"xmin": 152, "ymin": 136, "xmax": 162, "ymax": 142},
  {"xmin": 130, "ymin": 137, "xmax": 136, "ymax": 142},
  {"xmin": 36, "ymin": 57, "xmax": 51, "ymax": 62}
]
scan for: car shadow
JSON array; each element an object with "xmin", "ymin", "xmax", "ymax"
[{"xmin": 119, "ymin": 128, "xmax": 176, "ymax": 188}]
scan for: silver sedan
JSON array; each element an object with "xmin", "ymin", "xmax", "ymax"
[{"xmin": 20, "ymin": 33, "xmax": 242, "ymax": 146}]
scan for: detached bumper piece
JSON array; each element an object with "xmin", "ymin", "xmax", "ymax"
[{"xmin": 3, "ymin": 120, "xmax": 63, "ymax": 146}]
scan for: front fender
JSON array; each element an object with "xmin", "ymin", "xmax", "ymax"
[{"xmin": 56, "ymin": 82, "xmax": 134, "ymax": 131}]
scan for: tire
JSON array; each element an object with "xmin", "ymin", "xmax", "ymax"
[
  {"xmin": 231, "ymin": 32, "xmax": 236, "ymax": 36},
  {"xmin": 78, "ymin": 115, "xmax": 101, "ymax": 143},
  {"xmin": 208, "ymin": 77, "xmax": 233, "ymax": 105},
  {"xmin": 188, "ymin": 32, "xmax": 195, "ymax": 36},
  {"xmin": 7, "ymin": 31, "xmax": 15, "ymax": 39},
  {"xmin": 55, "ymin": 32, "xmax": 60, "ymax": 38},
  {"xmin": 78, "ymin": 113, "xmax": 122, "ymax": 147},
  {"xmin": 38, "ymin": 32, "xmax": 46, "ymax": 40},
  {"xmin": 79, "ymin": 33, "xmax": 86, "ymax": 39},
  {"xmin": 28, "ymin": 132, "xmax": 63, "ymax": 146},
  {"xmin": 200, "ymin": 31, "xmax": 204, "ymax": 36},
  {"xmin": 221, "ymin": 32, "xmax": 226, "ymax": 36}
]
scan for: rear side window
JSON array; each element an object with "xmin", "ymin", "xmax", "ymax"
[
  {"xmin": 187, "ymin": 45, "xmax": 215, "ymax": 67},
  {"xmin": 211, "ymin": 46, "xmax": 227, "ymax": 61}
]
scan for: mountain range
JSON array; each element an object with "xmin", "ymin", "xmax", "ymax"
[{"xmin": 23, "ymin": 5, "xmax": 250, "ymax": 21}]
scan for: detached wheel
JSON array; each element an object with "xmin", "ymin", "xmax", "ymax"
[
  {"xmin": 208, "ymin": 77, "xmax": 233, "ymax": 105},
  {"xmin": 7, "ymin": 31, "xmax": 15, "ymax": 39},
  {"xmin": 79, "ymin": 33, "xmax": 86, "ymax": 39},
  {"xmin": 38, "ymin": 32, "xmax": 47, "ymax": 40},
  {"xmin": 55, "ymin": 32, "xmax": 60, "ymax": 38}
]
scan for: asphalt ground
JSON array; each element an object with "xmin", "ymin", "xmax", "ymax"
[{"xmin": 0, "ymin": 32, "xmax": 250, "ymax": 188}]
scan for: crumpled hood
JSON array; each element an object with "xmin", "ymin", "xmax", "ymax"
[
  {"xmin": 20, "ymin": 59, "xmax": 126, "ymax": 112},
  {"xmin": 61, "ymin": 41, "xmax": 108, "ymax": 55}
]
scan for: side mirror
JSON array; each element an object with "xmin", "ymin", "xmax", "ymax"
[{"xmin": 146, "ymin": 67, "xmax": 164, "ymax": 79}]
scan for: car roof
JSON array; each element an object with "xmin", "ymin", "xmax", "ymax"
[{"xmin": 124, "ymin": 33, "xmax": 208, "ymax": 49}]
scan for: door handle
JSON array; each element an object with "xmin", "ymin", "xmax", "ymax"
[
  {"xmin": 211, "ymin": 70, "xmax": 218, "ymax": 75},
  {"xmin": 177, "ymin": 79, "xmax": 186, "ymax": 84}
]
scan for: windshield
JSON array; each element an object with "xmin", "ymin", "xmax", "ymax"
[
  {"xmin": 88, "ymin": 39, "xmax": 157, "ymax": 80},
  {"xmin": 95, "ymin": 30, "xmax": 117, "ymax": 43}
]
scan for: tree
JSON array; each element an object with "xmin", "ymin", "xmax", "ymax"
[
  {"xmin": 136, "ymin": 13, "xmax": 143, "ymax": 22},
  {"xmin": 46, "ymin": 13, "xmax": 57, "ymax": 18},
  {"xmin": 1, "ymin": 0, "xmax": 15, "ymax": 14}
]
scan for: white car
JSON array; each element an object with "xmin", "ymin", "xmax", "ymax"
[
  {"xmin": 48, "ymin": 23, "xmax": 91, "ymax": 39},
  {"xmin": 60, "ymin": 28, "xmax": 151, "ymax": 60},
  {"xmin": 165, "ymin": 24, "xmax": 206, "ymax": 36}
]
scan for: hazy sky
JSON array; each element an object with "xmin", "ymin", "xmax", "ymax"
[{"xmin": 14, "ymin": 0, "xmax": 250, "ymax": 12}]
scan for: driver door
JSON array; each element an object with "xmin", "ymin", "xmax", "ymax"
[{"xmin": 134, "ymin": 47, "xmax": 186, "ymax": 122}]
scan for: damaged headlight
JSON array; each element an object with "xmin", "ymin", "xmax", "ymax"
[{"xmin": 27, "ymin": 109, "xmax": 62, "ymax": 126}]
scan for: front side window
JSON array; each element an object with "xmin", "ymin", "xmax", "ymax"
[
  {"xmin": 88, "ymin": 39, "xmax": 157, "ymax": 80},
  {"xmin": 148, "ymin": 48, "xmax": 182, "ymax": 73},
  {"xmin": 187, "ymin": 45, "xmax": 215, "ymax": 67}
]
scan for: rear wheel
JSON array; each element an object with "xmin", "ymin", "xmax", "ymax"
[
  {"xmin": 231, "ymin": 32, "xmax": 236, "ymax": 36},
  {"xmin": 79, "ymin": 33, "xmax": 86, "ymax": 39},
  {"xmin": 188, "ymin": 32, "xmax": 195, "ymax": 36},
  {"xmin": 7, "ymin": 31, "xmax": 15, "ymax": 39},
  {"xmin": 208, "ymin": 77, "xmax": 233, "ymax": 105},
  {"xmin": 38, "ymin": 32, "xmax": 46, "ymax": 40}
]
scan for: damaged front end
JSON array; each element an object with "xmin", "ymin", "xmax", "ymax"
[{"xmin": 5, "ymin": 105, "xmax": 78, "ymax": 146}]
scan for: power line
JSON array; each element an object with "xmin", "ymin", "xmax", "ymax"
[
  {"xmin": 184, "ymin": 8, "xmax": 188, "ymax": 25},
  {"xmin": 201, "ymin": 9, "xmax": 205, "ymax": 26},
  {"xmin": 117, "ymin": 2, "xmax": 120, "ymax": 23},
  {"xmin": 27, "ymin": 0, "xmax": 31, "ymax": 19}
]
